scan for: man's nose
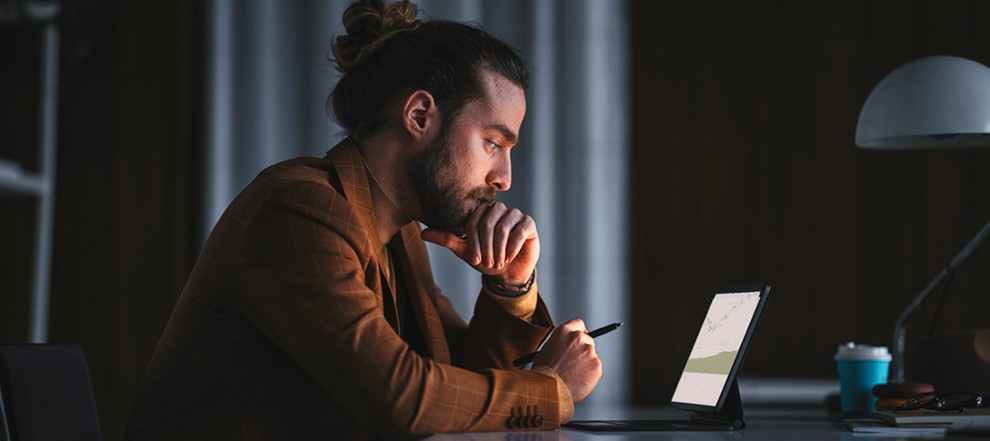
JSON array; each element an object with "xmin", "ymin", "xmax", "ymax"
[{"xmin": 488, "ymin": 155, "xmax": 512, "ymax": 191}]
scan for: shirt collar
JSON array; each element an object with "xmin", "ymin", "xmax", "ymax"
[{"xmin": 359, "ymin": 151, "xmax": 406, "ymax": 246}]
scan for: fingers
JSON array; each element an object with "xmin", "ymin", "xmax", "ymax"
[
  {"xmin": 503, "ymin": 213, "xmax": 534, "ymax": 264},
  {"xmin": 464, "ymin": 202, "xmax": 498, "ymax": 269},
  {"xmin": 534, "ymin": 318, "xmax": 589, "ymax": 365},
  {"xmin": 493, "ymin": 207, "xmax": 525, "ymax": 267},
  {"xmin": 424, "ymin": 201, "xmax": 539, "ymax": 277},
  {"xmin": 561, "ymin": 318, "xmax": 596, "ymax": 359},
  {"xmin": 561, "ymin": 317, "xmax": 587, "ymax": 333},
  {"xmin": 465, "ymin": 202, "xmax": 535, "ymax": 270},
  {"xmin": 420, "ymin": 228, "xmax": 465, "ymax": 254},
  {"xmin": 421, "ymin": 228, "xmax": 485, "ymax": 268},
  {"xmin": 462, "ymin": 204, "xmax": 487, "ymax": 266},
  {"xmin": 535, "ymin": 317, "xmax": 603, "ymax": 404}
]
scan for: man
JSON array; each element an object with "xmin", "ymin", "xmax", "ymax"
[{"xmin": 126, "ymin": 0, "xmax": 602, "ymax": 439}]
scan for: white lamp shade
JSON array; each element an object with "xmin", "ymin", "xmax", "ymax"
[{"xmin": 856, "ymin": 55, "xmax": 990, "ymax": 149}]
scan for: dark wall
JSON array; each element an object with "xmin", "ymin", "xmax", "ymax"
[
  {"xmin": 630, "ymin": 1, "xmax": 990, "ymax": 404},
  {"xmin": 1, "ymin": 1, "xmax": 200, "ymax": 439}
]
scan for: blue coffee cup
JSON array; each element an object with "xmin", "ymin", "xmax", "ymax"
[{"xmin": 835, "ymin": 342, "xmax": 891, "ymax": 414}]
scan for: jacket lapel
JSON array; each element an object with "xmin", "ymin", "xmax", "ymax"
[
  {"xmin": 325, "ymin": 139, "xmax": 400, "ymax": 331},
  {"xmin": 391, "ymin": 223, "xmax": 451, "ymax": 364},
  {"xmin": 326, "ymin": 138, "xmax": 450, "ymax": 363}
]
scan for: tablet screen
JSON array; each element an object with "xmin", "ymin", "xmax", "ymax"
[{"xmin": 671, "ymin": 290, "xmax": 763, "ymax": 408}]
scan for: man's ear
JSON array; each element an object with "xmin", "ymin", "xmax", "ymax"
[{"xmin": 402, "ymin": 90, "xmax": 438, "ymax": 140}]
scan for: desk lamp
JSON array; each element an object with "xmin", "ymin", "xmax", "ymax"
[{"xmin": 855, "ymin": 55, "xmax": 990, "ymax": 385}]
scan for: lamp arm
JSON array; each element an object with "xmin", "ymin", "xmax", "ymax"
[{"xmin": 891, "ymin": 218, "xmax": 990, "ymax": 383}]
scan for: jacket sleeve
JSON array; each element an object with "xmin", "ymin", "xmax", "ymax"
[
  {"xmin": 234, "ymin": 180, "xmax": 568, "ymax": 439},
  {"xmin": 395, "ymin": 223, "xmax": 557, "ymax": 371}
]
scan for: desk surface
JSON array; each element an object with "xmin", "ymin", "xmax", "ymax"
[{"xmin": 426, "ymin": 405, "xmax": 984, "ymax": 441}]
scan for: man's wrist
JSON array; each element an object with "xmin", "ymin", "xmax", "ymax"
[{"xmin": 483, "ymin": 269, "xmax": 536, "ymax": 297}]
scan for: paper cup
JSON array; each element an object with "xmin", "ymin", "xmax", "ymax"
[{"xmin": 835, "ymin": 342, "xmax": 891, "ymax": 414}]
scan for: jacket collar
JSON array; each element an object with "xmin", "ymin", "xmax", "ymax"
[{"xmin": 324, "ymin": 139, "xmax": 450, "ymax": 363}]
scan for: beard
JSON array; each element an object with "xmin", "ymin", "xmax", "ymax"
[{"xmin": 409, "ymin": 122, "xmax": 496, "ymax": 235}]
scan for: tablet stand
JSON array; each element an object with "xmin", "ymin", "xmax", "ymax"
[{"xmin": 689, "ymin": 380, "xmax": 745, "ymax": 429}]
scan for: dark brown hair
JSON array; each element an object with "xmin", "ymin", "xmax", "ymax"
[{"xmin": 329, "ymin": 0, "xmax": 529, "ymax": 135}]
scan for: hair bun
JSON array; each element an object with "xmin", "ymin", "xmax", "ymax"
[{"xmin": 333, "ymin": 0, "xmax": 421, "ymax": 73}]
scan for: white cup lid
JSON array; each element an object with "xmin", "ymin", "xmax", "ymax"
[{"xmin": 835, "ymin": 342, "xmax": 892, "ymax": 361}]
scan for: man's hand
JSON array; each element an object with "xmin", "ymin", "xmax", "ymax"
[
  {"xmin": 532, "ymin": 318, "xmax": 603, "ymax": 404},
  {"xmin": 421, "ymin": 202, "xmax": 539, "ymax": 285}
]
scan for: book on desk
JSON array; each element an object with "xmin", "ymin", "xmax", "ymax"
[
  {"xmin": 843, "ymin": 418, "xmax": 948, "ymax": 435},
  {"xmin": 871, "ymin": 408, "xmax": 990, "ymax": 432}
]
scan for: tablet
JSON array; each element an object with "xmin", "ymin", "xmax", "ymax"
[
  {"xmin": 565, "ymin": 283, "xmax": 771, "ymax": 431},
  {"xmin": 670, "ymin": 283, "xmax": 771, "ymax": 414}
]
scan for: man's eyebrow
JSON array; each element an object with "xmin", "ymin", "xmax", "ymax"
[{"xmin": 487, "ymin": 123, "xmax": 518, "ymax": 145}]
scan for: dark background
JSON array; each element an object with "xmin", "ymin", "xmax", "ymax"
[
  {"xmin": 2, "ymin": 1, "xmax": 990, "ymax": 439},
  {"xmin": 1, "ymin": 1, "xmax": 199, "ymax": 439},
  {"xmin": 629, "ymin": 1, "xmax": 990, "ymax": 403}
]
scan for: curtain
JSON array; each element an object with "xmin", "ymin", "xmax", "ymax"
[{"xmin": 204, "ymin": 0, "xmax": 629, "ymax": 405}]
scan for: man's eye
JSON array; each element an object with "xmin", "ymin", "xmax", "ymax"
[{"xmin": 486, "ymin": 140, "xmax": 502, "ymax": 150}]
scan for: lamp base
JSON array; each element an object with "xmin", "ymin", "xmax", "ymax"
[{"xmin": 907, "ymin": 329, "xmax": 990, "ymax": 393}]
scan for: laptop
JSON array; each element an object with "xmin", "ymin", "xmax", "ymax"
[{"xmin": 565, "ymin": 283, "xmax": 772, "ymax": 431}]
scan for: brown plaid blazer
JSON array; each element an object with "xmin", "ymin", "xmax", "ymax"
[{"xmin": 125, "ymin": 140, "xmax": 568, "ymax": 440}]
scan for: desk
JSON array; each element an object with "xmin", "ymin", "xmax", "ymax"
[{"xmin": 426, "ymin": 405, "xmax": 982, "ymax": 440}]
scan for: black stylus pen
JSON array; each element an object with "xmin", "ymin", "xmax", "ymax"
[{"xmin": 512, "ymin": 322, "xmax": 623, "ymax": 367}]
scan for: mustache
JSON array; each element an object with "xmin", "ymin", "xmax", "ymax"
[{"xmin": 469, "ymin": 187, "xmax": 497, "ymax": 205}]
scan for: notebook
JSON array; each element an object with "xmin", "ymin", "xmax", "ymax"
[{"xmin": 565, "ymin": 283, "xmax": 772, "ymax": 431}]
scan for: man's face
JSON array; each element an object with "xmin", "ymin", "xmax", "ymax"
[{"xmin": 408, "ymin": 72, "xmax": 527, "ymax": 235}]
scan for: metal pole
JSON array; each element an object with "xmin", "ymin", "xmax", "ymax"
[
  {"xmin": 890, "ymin": 218, "xmax": 990, "ymax": 382},
  {"xmin": 28, "ymin": 20, "xmax": 59, "ymax": 343}
]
